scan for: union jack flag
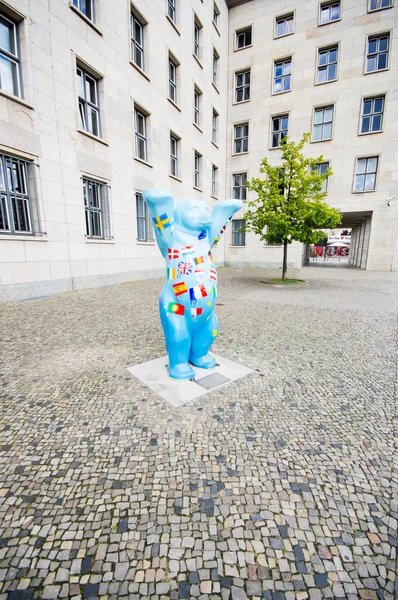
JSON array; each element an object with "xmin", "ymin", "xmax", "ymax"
[{"xmin": 177, "ymin": 261, "xmax": 193, "ymax": 277}]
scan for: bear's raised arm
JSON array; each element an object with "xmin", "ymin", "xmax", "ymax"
[
  {"xmin": 143, "ymin": 188, "xmax": 174, "ymax": 257},
  {"xmin": 210, "ymin": 199, "xmax": 243, "ymax": 247}
]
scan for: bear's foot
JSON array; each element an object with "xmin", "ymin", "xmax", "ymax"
[
  {"xmin": 189, "ymin": 353, "xmax": 217, "ymax": 369},
  {"xmin": 169, "ymin": 362, "xmax": 195, "ymax": 381}
]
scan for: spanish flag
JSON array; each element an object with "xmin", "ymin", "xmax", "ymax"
[
  {"xmin": 173, "ymin": 282, "xmax": 188, "ymax": 296},
  {"xmin": 167, "ymin": 302, "xmax": 184, "ymax": 316}
]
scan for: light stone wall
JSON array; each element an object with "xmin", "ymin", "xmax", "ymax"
[
  {"xmin": 0, "ymin": 0, "xmax": 228, "ymax": 300},
  {"xmin": 226, "ymin": 0, "xmax": 398, "ymax": 272}
]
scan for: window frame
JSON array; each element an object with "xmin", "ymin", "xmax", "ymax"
[
  {"xmin": 353, "ymin": 156, "xmax": 379, "ymax": 193},
  {"xmin": 0, "ymin": 11, "xmax": 23, "ymax": 98},
  {"xmin": 365, "ymin": 32, "xmax": 390, "ymax": 74},
  {"xmin": 312, "ymin": 105, "xmax": 335, "ymax": 142},
  {"xmin": 368, "ymin": 0, "xmax": 393, "ymax": 12},
  {"xmin": 83, "ymin": 176, "xmax": 111, "ymax": 240},
  {"xmin": 273, "ymin": 57, "xmax": 292, "ymax": 95},
  {"xmin": 270, "ymin": 114, "xmax": 289, "ymax": 149},
  {"xmin": 77, "ymin": 66, "xmax": 101, "ymax": 138},
  {"xmin": 168, "ymin": 54, "xmax": 178, "ymax": 104},
  {"xmin": 312, "ymin": 162, "xmax": 330, "ymax": 193},
  {"xmin": 134, "ymin": 107, "xmax": 148, "ymax": 163},
  {"xmin": 274, "ymin": 13, "xmax": 294, "ymax": 38},
  {"xmin": 211, "ymin": 164, "xmax": 218, "ymax": 198},
  {"xmin": 194, "ymin": 151, "xmax": 202, "ymax": 190},
  {"xmin": 131, "ymin": 11, "xmax": 145, "ymax": 72},
  {"xmin": 359, "ymin": 95, "xmax": 385, "ymax": 135},
  {"xmin": 233, "ymin": 122, "xmax": 249, "ymax": 155},
  {"xmin": 232, "ymin": 172, "xmax": 247, "ymax": 202},
  {"xmin": 232, "ymin": 219, "xmax": 246, "ymax": 246},
  {"xmin": 169, "ymin": 133, "xmax": 179, "ymax": 178},
  {"xmin": 72, "ymin": 0, "xmax": 95, "ymax": 22},
  {"xmin": 167, "ymin": 0, "xmax": 176, "ymax": 24},
  {"xmin": 193, "ymin": 15, "xmax": 202, "ymax": 61},
  {"xmin": 235, "ymin": 68, "xmax": 251, "ymax": 103},
  {"xmin": 212, "ymin": 108, "xmax": 218, "ymax": 145},
  {"xmin": 318, "ymin": 1, "xmax": 341, "ymax": 25},
  {"xmin": 0, "ymin": 153, "xmax": 38, "ymax": 235},
  {"xmin": 193, "ymin": 85, "xmax": 202, "ymax": 128},
  {"xmin": 235, "ymin": 26, "xmax": 252, "ymax": 50},
  {"xmin": 213, "ymin": 3, "xmax": 220, "ymax": 29},
  {"xmin": 212, "ymin": 48, "xmax": 219, "ymax": 88},
  {"xmin": 136, "ymin": 191, "xmax": 154, "ymax": 242},
  {"xmin": 316, "ymin": 44, "xmax": 339, "ymax": 85}
]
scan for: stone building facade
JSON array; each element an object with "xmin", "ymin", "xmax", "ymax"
[{"xmin": 0, "ymin": 0, "xmax": 397, "ymax": 300}]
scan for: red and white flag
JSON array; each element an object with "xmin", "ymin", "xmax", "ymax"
[
  {"xmin": 210, "ymin": 269, "xmax": 217, "ymax": 281},
  {"xmin": 194, "ymin": 269, "xmax": 205, "ymax": 276},
  {"xmin": 191, "ymin": 307, "xmax": 203, "ymax": 317},
  {"xmin": 168, "ymin": 248, "xmax": 179, "ymax": 259},
  {"xmin": 181, "ymin": 245, "xmax": 194, "ymax": 255}
]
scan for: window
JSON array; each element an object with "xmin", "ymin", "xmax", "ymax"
[
  {"xmin": 273, "ymin": 58, "xmax": 291, "ymax": 94},
  {"xmin": 368, "ymin": 0, "xmax": 393, "ymax": 11},
  {"xmin": 233, "ymin": 173, "xmax": 247, "ymax": 201},
  {"xmin": 271, "ymin": 115, "xmax": 288, "ymax": 148},
  {"xmin": 317, "ymin": 46, "xmax": 338, "ymax": 83},
  {"xmin": 319, "ymin": 2, "xmax": 340, "ymax": 24},
  {"xmin": 234, "ymin": 123, "xmax": 249, "ymax": 154},
  {"xmin": 211, "ymin": 165, "xmax": 218, "ymax": 197},
  {"xmin": 366, "ymin": 34, "xmax": 389, "ymax": 73},
  {"xmin": 134, "ymin": 108, "xmax": 148, "ymax": 162},
  {"xmin": 0, "ymin": 12, "xmax": 22, "ymax": 97},
  {"xmin": 169, "ymin": 55, "xmax": 178, "ymax": 103},
  {"xmin": 131, "ymin": 12, "xmax": 145, "ymax": 71},
  {"xmin": 83, "ymin": 177, "xmax": 111, "ymax": 239},
  {"xmin": 212, "ymin": 109, "xmax": 218, "ymax": 144},
  {"xmin": 77, "ymin": 67, "xmax": 100, "ymax": 137},
  {"xmin": 312, "ymin": 162, "xmax": 330, "ymax": 193},
  {"xmin": 213, "ymin": 3, "xmax": 220, "ymax": 28},
  {"xmin": 213, "ymin": 49, "xmax": 219, "ymax": 87},
  {"xmin": 72, "ymin": 0, "xmax": 94, "ymax": 21},
  {"xmin": 236, "ymin": 26, "xmax": 252, "ymax": 49},
  {"xmin": 136, "ymin": 192, "xmax": 153, "ymax": 242},
  {"xmin": 194, "ymin": 86, "xmax": 201, "ymax": 127},
  {"xmin": 194, "ymin": 16, "xmax": 202, "ymax": 60},
  {"xmin": 361, "ymin": 97, "xmax": 384, "ymax": 134},
  {"xmin": 194, "ymin": 152, "xmax": 201, "ymax": 189},
  {"xmin": 354, "ymin": 157, "xmax": 378, "ymax": 192},
  {"xmin": 168, "ymin": 0, "xmax": 176, "ymax": 23},
  {"xmin": 170, "ymin": 134, "xmax": 179, "ymax": 177},
  {"xmin": 235, "ymin": 70, "xmax": 250, "ymax": 102},
  {"xmin": 312, "ymin": 106, "xmax": 334, "ymax": 141},
  {"xmin": 275, "ymin": 14, "xmax": 294, "ymax": 37},
  {"xmin": 232, "ymin": 220, "xmax": 245, "ymax": 246},
  {"xmin": 0, "ymin": 154, "xmax": 40, "ymax": 234}
]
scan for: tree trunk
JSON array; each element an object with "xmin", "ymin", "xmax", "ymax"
[{"xmin": 282, "ymin": 240, "xmax": 288, "ymax": 280}]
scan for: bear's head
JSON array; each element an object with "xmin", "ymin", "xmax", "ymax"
[{"xmin": 174, "ymin": 199, "xmax": 212, "ymax": 233}]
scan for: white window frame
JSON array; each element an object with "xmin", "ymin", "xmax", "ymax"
[
  {"xmin": 312, "ymin": 105, "xmax": 334, "ymax": 142},
  {"xmin": 136, "ymin": 191, "xmax": 154, "ymax": 242},
  {"xmin": 212, "ymin": 109, "xmax": 218, "ymax": 145},
  {"xmin": 168, "ymin": 54, "xmax": 178, "ymax": 104},
  {"xmin": 0, "ymin": 11, "xmax": 23, "ymax": 98},
  {"xmin": 193, "ymin": 86, "xmax": 201, "ymax": 127},
  {"xmin": 233, "ymin": 123, "xmax": 249, "ymax": 154},
  {"xmin": 319, "ymin": 1, "xmax": 341, "ymax": 25},
  {"xmin": 77, "ymin": 66, "xmax": 101, "ymax": 137},
  {"xmin": 170, "ymin": 133, "xmax": 179, "ymax": 178},
  {"xmin": 365, "ymin": 33, "xmax": 390, "ymax": 74},
  {"xmin": 193, "ymin": 15, "xmax": 202, "ymax": 60},
  {"xmin": 83, "ymin": 176, "xmax": 111, "ymax": 240},
  {"xmin": 232, "ymin": 173, "xmax": 247, "ymax": 201},
  {"xmin": 212, "ymin": 49, "xmax": 219, "ymax": 87},
  {"xmin": 353, "ymin": 157, "xmax": 379, "ymax": 193},
  {"xmin": 270, "ymin": 114, "xmax": 289, "ymax": 149},
  {"xmin": 236, "ymin": 26, "xmax": 252, "ymax": 50},
  {"xmin": 313, "ymin": 162, "xmax": 330, "ymax": 193},
  {"xmin": 194, "ymin": 152, "xmax": 201, "ymax": 189},
  {"xmin": 134, "ymin": 107, "xmax": 148, "ymax": 162},
  {"xmin": 72, "ymin": 0, "xmax": 95, "ymax": 22},
  {"xmin": 235, "ymin": 69, "xmax": 251, "ymax": 103},
  {"xmin": 232, "ymin": 219, "xmax": 246, "ymax": 246},
  {"xmin": 131, "ymin": 11, "xmax": 145, "ymax": 71},
  {"xmin": 211, "ymin": 165, "xmax": 218, "ymax": 197},
  {"xmin": 275, "ymin": 13, "xmax": 294, "ymax": 38},
  {"xmin": 368, "ymin": 0, "xmax": 393, "ymax": 11},
  {"xmin": 213, "ymin": 3, "xmax": 220, "ymax": 28},
  {"xmin": 273, "ymin": 58, "xmax": 292, "ymax": 94},
  {"xmin": 316, "ymin": 45, "xmax": 338, "ymax": 84},
  {"xmin": 359, "ymin": 96, "xmax": 385, "ymax": 135},
  {"xmin": 167, "ymin": 0, "xmax": 176, "ymax": 23}
]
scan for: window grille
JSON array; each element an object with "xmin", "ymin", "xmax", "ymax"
[
  {"xmin": 366, "ymin": 34, "xmax": 389, "ymax": 72},
  {"xmin": 233, "ymin": 173, "xmax": 247, "ymax": 201},
  {"xmin": 361, "ymin": 97, "xmax": 384, "ymax": 133},
  {"xmin": 83, "ymin": 177, "xmax": 111, "ymax": 239},
  {"xmin": 136, "ymin": 192, "xmax": 153, "ymax": 241},
  {"xmin": 232, "ymin": 220, "xmax": 245, "ymax": 246},
  {"xmin": 234, "ymin": 123, "xmax": 249, "ymax": 153},
  {"xmin": 77, "ymin": 67, "xmax": 100, "ymax": 137},
  {"xmin": 0, "ymin": 12, "xmax": 22, "ymax": 97},
  {"xmin": 317, "ymin": 46, "xmax": 338, "ymax": 83},
  {"xmin": 354, "ymin": 157, "xmax": 378, "ymax": 192},
  {"xmin": 235, "ymin": 70, "xmax": 250, "ymax": 102},
  {"xmin": 313, "ymin": 106, "xmax": 334, "ymax": 141}
]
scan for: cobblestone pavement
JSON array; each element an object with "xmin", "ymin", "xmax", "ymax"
[{"xmin": 0, "ymin": 266, "xmax": 397, "ymax": 600}]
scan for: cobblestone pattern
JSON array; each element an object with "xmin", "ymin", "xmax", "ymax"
[{"xmin": 0, "ymin": 267, "xmax": 397, "ymax": 600}]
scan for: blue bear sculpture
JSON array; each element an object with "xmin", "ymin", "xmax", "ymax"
[{"xmin": 142, "ymin": 189, "xmax": 243, "ymax": 380}]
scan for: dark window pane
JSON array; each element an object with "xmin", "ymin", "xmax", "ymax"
[
  {"xmin": 368, "ymin": 39, "xmax": 377, "ymax": 54},
  {"xmin": 379, "ymin": 36, "xmax": 388, "ymax": 51},
  {"xmin": 372, "ymin": 114, "xmax": 382, "ymax": 131},
  {"xmin": 363, "ymin": 100, "xmax": 372, "ymax": 115},
  {"xmin": 361, "ymin": 116, "xmax": 371, "ymax": 133},
  {"xmin": 374, "ymin": 98, "xmax": 383, "ymax": 113},
  {"xmin": 377, "ymin": 53, "xmax": 387, "ymax": 69}
]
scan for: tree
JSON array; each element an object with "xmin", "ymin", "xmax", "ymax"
[{"xmin": 244, "ymin": 133, "xmax": 341, "ymax": 280}]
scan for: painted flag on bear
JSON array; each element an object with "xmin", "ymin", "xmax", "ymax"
[
  {"xmin": 194, "ymin": 268, "xmax": 205, "ymax": 276},
  {"xmin": 153, "ymin": 213, "xmax": 171, "ymax": 233},
  {"xmin": 194, "ymin": 256, "xmax": 205, "ymax": 265},
  {"xmin": 208, "ymin": 251, "xmax": 214, "ymax": 262},
  {"xmin": 173, "ymin": 282, "xmax": 188, "ymax": 296},
  {"xmin": 167, "ymin": 267, "xmax": 177, "ymax": 280},
  {"xmin": 177, "ymin": 261, "xmax": 193, "ymax": 277},
  {"xmin": 191, "ymin": 307, "xmax": 203, "ymax": 317},
  {"xmin": 181, "ymin": 245, "xmax": 194, "ymax": 255},
  {"xmin": 198, "ymin": 229, "xmax": 207, "ymax": 240},
  {"xmin": 210, "ymin": 269, "xmax": 217, "ymax": 281},
  {"xmin": 168, "ymin": 248, "xmax": 179, "ymax": 259},
  {"xmin": 213, "ymin": 286, "xmax": 217, "ymax": 299},
  {"xmin": 167, "ymin": 302, "xmax": 184, "ymax": 316},
  {"xmin": 189, "ymin": 284, "xmax": 207, "ymax": 301}
]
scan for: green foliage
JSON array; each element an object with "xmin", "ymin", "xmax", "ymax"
[{"xmin": 244, "ymin": 133, "xmax": 341, "ymax": 248}]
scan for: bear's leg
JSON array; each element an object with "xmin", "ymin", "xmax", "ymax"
[
  {"xmin": 160, "ymin": 308, "xmax": 195, "ymax": 381},
  {"xmin": 189, "ymin": 311, "xmax": 218, "ymax": 369}
]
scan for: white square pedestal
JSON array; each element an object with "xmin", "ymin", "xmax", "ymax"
[{"xmin": 127, "ymin": 354, "xmax": 252, "ymax": 407}]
